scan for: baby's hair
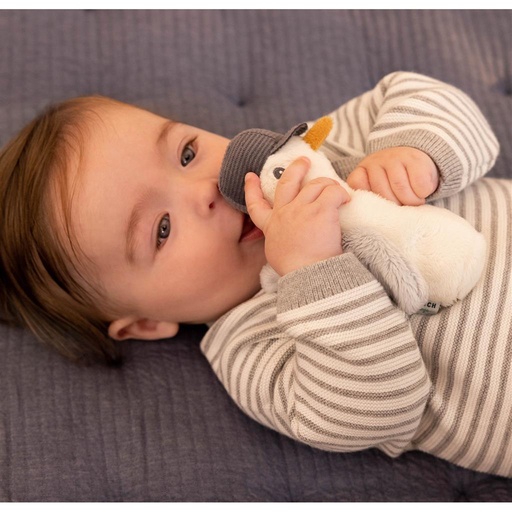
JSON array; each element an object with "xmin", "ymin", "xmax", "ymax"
[{"xmin": 0, "ymin": 96, "xmax": 124, "ymax": 365}]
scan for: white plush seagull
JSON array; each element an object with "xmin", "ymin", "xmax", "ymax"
[{"xmin": 219, "ymin": 117, "xmax": 486, "ymax": 315}]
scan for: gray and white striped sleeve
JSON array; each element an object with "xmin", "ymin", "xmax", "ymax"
[
  {"xmin": 321, "ymin": 71, "xmax": 500, "ymax": 199},
  {"xmin": 201, "ymin": 253, "xmax": 432, "ymax": 456}
]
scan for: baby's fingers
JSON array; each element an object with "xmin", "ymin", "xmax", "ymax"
[
  {"xmin": 350, "ymin": 164, "xmax": 424, "ymax": 205},
  {"xmin": 316, "ymin": 181, "xmax": 351, "ymax": 209},
  {"xmin": 347, "ymin": 166, "xmax": 371, "ymax": 192},
  {"xmin": 385, "ymin": 164, "xmax": 426, "ymax": 205},
  {"xmin": 407, "ymin": 164, "xmax": 439, "ymax": 200},
  {"xmin": 297, "ymin": 177, "xmax": 350, "ymax": 207},
  {"xmin": 350, "ymin": 165, "xmax": 402, "ymax": 204},
  {"xmin": 273, "ymin": 157, "xmax": 310, "ymax": 209}
]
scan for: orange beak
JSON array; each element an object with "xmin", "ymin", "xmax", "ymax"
[{"xmin": 303, "ymin": 116, "xmax": 333, "ymax": 150}]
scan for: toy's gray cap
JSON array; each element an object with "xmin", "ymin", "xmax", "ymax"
[{"xmin": 219, "ymin": 122, "xmax": 308, "ymax": 213}]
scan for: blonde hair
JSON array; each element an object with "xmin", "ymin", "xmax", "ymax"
[{"xmin": 0, "ymin": 97, "xmax": 123, "ymax": 365}]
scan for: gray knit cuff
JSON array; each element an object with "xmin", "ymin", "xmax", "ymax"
[
  {"xmin": 276, "ymin": 253, "xmax": 375, "ymax": 313},
  {"xmin": 366, "ymin": 129, "xmax": 463, "ymax": 200}
]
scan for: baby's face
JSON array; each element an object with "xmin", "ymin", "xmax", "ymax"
[{"xmin": 68, "ymin": 101, "xmax": 266, "ymax": 340}]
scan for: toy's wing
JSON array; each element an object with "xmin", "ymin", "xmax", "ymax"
[{"xmin": 343, "ymin": 229, "xmax": 429, "ymax": 315}]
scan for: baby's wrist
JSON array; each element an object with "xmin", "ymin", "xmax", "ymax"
[
  {"xmin": 276, "ymin": 253, "xmax": 374, "ymax": 312},
  {"xmin": 271, "ymin": 249, "xmax": 344, "ymax": 277}
]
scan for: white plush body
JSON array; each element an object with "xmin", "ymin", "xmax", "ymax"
[{"xmin": 260, "ymin": 138, "xmax": 487, "ymax": 315}]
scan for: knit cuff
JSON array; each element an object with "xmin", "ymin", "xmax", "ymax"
[
  {"xmin": 367, "ymin": 129, "xmax": 463, "ymax": 200},
  {"xmin": 276, "ymin": 253, "xmax": 375, "ymax": 313}
]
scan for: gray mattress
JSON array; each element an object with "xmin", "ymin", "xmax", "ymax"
[{"xmin": 1, "ymin": 10, "xmax": 512, "ymax": 501}]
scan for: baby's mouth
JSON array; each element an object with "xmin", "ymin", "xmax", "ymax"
[{"xmin": 239, "ymin": 213, "xmax": 264, "ymax": 242}]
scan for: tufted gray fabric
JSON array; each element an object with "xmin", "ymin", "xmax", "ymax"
[{"xmin": 1, "ymin": 10, "xmax": 511, "ymax": 502}]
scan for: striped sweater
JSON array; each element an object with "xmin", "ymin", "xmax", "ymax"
[{"xmin": 201, "ymin": 72, "xmax": 511, "ymax": 477}]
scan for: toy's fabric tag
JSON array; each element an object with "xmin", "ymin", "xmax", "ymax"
[{"xmin": 418, "ymin": 301, "xmax": 441, "ymax": 315}]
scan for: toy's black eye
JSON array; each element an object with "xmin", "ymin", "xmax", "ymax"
[{"xmin": 273, "ymin": 167, "xmax": 285, "ymax": 179}]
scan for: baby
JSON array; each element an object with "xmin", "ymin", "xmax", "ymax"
[{"xmin": 1, "ymin": 72, "xmax": 510, "ymax": 478}]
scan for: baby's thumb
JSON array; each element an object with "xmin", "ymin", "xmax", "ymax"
[{"xmin": 244, "ymin": 173, "xmax": 272, "ymax": 231}]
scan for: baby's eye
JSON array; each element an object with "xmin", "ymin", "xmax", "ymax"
[
  {"xmin": 156, "ymin": 214, "xmax": 171, "ymax": 249},
  {"xmin": 181, "ymin": 144, "xmax": 196, "ymax": 167}
]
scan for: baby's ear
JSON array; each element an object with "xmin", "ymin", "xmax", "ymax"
[{"xmin": 108, "ymin": 316, "xmax": 180, "ymax": 341}]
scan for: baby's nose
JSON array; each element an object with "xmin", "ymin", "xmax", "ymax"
[{"xmin": 186, "ymin": 179, "xmax": 219, "ymax": 217}]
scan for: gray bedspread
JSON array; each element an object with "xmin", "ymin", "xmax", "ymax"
[{"xmin": 1, "ymin": 10, "xmax": 511, "ymax": 501}]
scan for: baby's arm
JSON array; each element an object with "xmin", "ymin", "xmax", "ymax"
[
  {"xmin": 201, "ymin": 251, "xmax": 431, "ymax": 455},
  {"xmin": 201, "ymin": 158, "xmax": 432, "ymax": 455},
  {"xmin": 322, "ymin": 71, "xmax": 500, "ymax": 201}
]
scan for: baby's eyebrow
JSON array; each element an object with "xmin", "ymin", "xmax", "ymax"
[{"xmin": 157, "ymin": 119, "xmax": 178, "ymax": 152}]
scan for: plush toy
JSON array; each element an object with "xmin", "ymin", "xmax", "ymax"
[{"xmin": 219, "ymin": 117, "xmax": 487, "ymax": 315}]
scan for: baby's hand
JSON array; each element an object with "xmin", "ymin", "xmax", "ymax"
[
  {"xmin": 347, "ymin": 147, "xmax": 439, "ymax": 205},
  {"xmin": 245, "ymin": 157, "xmax": 351, "ymax": 276}
]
